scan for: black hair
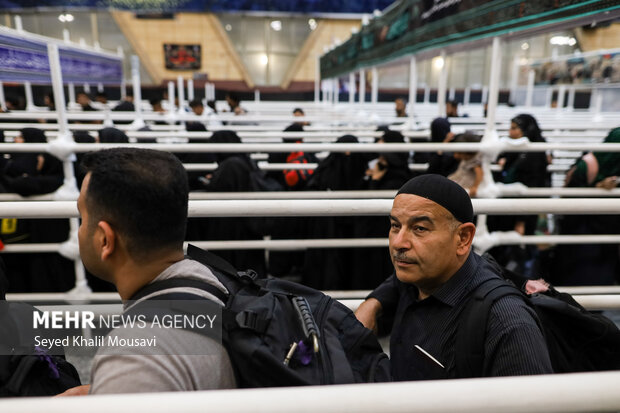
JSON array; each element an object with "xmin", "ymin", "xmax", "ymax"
[
  {"xmin": 80, "ymin": 148, "xmax": 189, "ymax": 260},
  {"xmin": 96, "ymin": 91, "xmax": 107, "ymax": 98},
  {"xmin": 293, "ymin": 107, "xmax": 304, "ymax": 115},
  {"xmin": 226, "ymin": 92, "xmax": 240, "ymax": 104},
  {"xmin": 447, "ymin": 99, "xmax": 459, "ymax": 107},
  {"xmin": 511, "ymin": 114, "xmax": 546, "ymax": 143},
  {"xmin": 189, "ymin": 99, "xmax": 203, "ymax": 108}
]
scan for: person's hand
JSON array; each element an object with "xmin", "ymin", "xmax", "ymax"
[
  {"xmin": 596, "ymin": 176, "xmax": 617, "ymax": 190},
  {"xmin": 354, "ymin": 298, "xmax": 382, "ymax": 334},
  {"xmin": 525, "ymin": 279, "xmax": 550, "ymax": 295},
  {"xmin": 443, "ymin": 132, "xmax": 455, "ymax": 143},
  {"xmin": 55, "ymin": 384, "xmax": 90, "ymax": 397},
  {"xmin": 369, "ymin": 161, "xmax": 388, "ymax": 181}
]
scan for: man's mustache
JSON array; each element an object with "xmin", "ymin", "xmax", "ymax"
[{"xmin": 392, "ymin": 251, "xmax": 418, "ymax": 264}]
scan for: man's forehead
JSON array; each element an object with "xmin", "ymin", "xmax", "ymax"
[{"xmin": 391, "ymin": 193, "xmax": 452, "ymax": 219}]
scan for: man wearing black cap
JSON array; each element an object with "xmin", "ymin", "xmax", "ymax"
[{"xmin": 355, "ymin": 174, "xmax": 552, "ymax": 380}]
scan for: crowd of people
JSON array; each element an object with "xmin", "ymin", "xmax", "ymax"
[
  {"xmin": 0, "ymin": 104, "xmax": 619, "ymax": 294},
  {"xmin": 0, "ymin": 113, "xmax": 618, "ymax": 397}
]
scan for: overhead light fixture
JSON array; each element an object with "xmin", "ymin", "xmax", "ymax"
[
  {"xmin": 260, "ymin": 54, "xmax": 269, "ymax": 65},
  {"xmin": 225, "ymin": 24, "xmax": 232, "ymax": 31},
  {"xmin": 521, "ymin": 42, "xmax": 529, "ymax": 50},
  {"xmin": 270, "ymin": 20, "xmax": 282, "ymax": 31},
  {"xmin": 433, "ymin": 56, "xmax": 444, "ymax": 70},
  {"xmin": 308, "ymin": 18, "xmax": 317, "ymax": 31},
  {"xmin": 58, "ymin": 13, "xmax": 74, "ymax": 23},
  {"xmin": 550, "ymin": 35, "xmax": 577, "ymax": 46}
]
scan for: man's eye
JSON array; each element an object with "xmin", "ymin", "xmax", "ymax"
[{"xmin": 413, "ymin": 226, "xmax": 427, "ymax": 232}]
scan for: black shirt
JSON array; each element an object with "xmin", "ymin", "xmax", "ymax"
[{"xmin": 369, "ymin": 251, "xmax": 553, "ymax": 380}]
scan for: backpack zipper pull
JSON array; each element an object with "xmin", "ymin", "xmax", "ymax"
[{"xmin": 283, "ymin": 342, "xmax": 298, "ymax": 366}]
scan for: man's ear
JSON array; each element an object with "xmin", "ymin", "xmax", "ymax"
[
  {"xmin": 97, "ymin": 221, "xmax": 116, "ymax": 261},
  {"xmin": 456, "ymin": 222, "xmax": 476, "ymax": 256}
]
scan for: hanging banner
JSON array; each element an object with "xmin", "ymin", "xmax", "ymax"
[
  {"xmin": 0, "ymin": 28, "xmax": 123, "ymax": 84},
  {"xmin": 321, "ymin": 0, "xmax": 620, "ymax": 79}
]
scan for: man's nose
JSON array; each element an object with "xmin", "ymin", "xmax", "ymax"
[{"xmin": 390, "ymin": 228, "xmax": 411, "ymax": 250}]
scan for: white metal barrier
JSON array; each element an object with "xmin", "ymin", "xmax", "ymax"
[
  {"xmin": 1, "ymin": 198, "xmax": 620, "ymax": 218},
  {"xmin": 2, "ymin": 371, "xmax": 620, "ymax": 413}
]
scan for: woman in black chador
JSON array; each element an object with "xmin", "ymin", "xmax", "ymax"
[
  {"xmin": 194, "ymin": 130, "xmax": 267, "ymax": 275},
  {"xmin": 351, "ymin": 130, "xmax": 414, "ymax": 289},
  {"xmin": 0, "ymin": 128, "xmax": 74, "ymax": 292},
  {"xmin": 301, "ymin": 135, "xmax": 369, "ymax": 289}
]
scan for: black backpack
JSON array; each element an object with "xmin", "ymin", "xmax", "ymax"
[
  {"xmin": 455, "ymin": 258, "xmax": 620, "ymax": 377},
  {"xmin": 131, "ymin": 245, "xmax": 391, "ymax": 387},
  {"xmin": 0, "ymin": 302, "xmax": 82, "ymax": 397}
]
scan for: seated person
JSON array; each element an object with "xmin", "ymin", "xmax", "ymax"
[{"xmin": 355, "ymin": 174, "xmax": 553, "ymax": 380}]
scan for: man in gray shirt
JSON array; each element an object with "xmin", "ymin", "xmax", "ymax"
[{"xmin": 61, "ymin": 148, "xmax": 236, "ymax": 395}]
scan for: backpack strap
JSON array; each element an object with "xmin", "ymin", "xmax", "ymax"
[
  {"xmin": 454, "ymin": 277, "xmax": 525, "ymax": 378},
  {"xmin": 186, "ymin": 244, "xmax": 259, "ymax": 294},
  {"xmin": 130, "ymin": 278, "xmax": 228, "ymax": 304}
]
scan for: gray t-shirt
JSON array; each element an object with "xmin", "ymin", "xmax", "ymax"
[{"xmin": 89, "ymin": 259, "xmax": 236, "ymax": 394}]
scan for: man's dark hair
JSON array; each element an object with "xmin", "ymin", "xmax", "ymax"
[
  {"xmin": 80, "ymin": 148, "xmax": 189, "ymax": 260},
  {"xmin": 293, "ymin": 108, "xmax": 304, "ymax": 115},
  {"xmin": 447, "ymin": 99, "xmax": 459, "ymax": 107},
  {"xmin": 189, "ymin": 99, "xmax": 203, "ymax": 109},
  {"xmin": 226, "ymin": 92, "xmax": 240, "ymax": 105}
]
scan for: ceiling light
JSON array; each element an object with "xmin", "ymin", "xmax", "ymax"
[
  {"xmin": 225, "ymin": 24, "xmax": 232, "ymax": 31},
  {"xmin": 58, "ymin": 13, "xmax": 73, "ymax": 23},
  {"xmin": 270, "ymin": 20, "xmax": 282, "ymax": 31},
  {"xmin": 433, "ymin": 56, "xmax": 444, "ymax": 70},
  {"xmin": 521, "ymin": 42, "xmax": 529, "ymax": 50},
  {"xmin": 308, "ymin": 18, "xmax": 317, "ymax": 31},
  {"xmin": 550, "ymin": 36, "xmax": 576, "ymax": 46},
  {"xmin": 260, "ymin": 54, "xmax": 269, "ymax": 65}
]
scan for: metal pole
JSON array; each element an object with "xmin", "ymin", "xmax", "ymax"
[
  {"xmin": 437, "ymin": 50, "xmax": 447, "ymax": 117},
  {"xmin": 545, "ymin": 86, "xmax": 553, "ymax": 108},
  {"xmin": 349, "ymin": 72, "xmax": 355, "ymax": 104},
  {"xmin": 24, "ymin": 81, "xmax": 35, "ymax": 111},
  {"xmin": 117, "ymin": 46, "xmax": 126, "ymax": 100},
  {"xmin": 481, "ymin": 37, "xmax": 503, "ymax": 203},
  {"xmin": 255, "ymin": 89, "xmax": 260, "ymax": 103},
  {"xmin": 83, "ymin": 83, "xmax": 91, "ymax": 94},
  {"xmin": 62, "ymin": 29, "xmax": 70, "ymax": 43},
  {"xmin": 14, "ymin": 15, "xmax": 23, "ymax": 31},
  {"xmin": 333, "ymin": 79, "xmax": 339, "ymax": 105},
  {"xmin": 509, "ymin": 56, "xmax": 519, "ymax": 104},
  {"xmin": 314, "ymin": 55, "xmax": 320, "ymax": 104},
  {"xmin": 484, "ymin": 37, "xmax": 502, "ymax": 136},
  {"xmin": 177, "ymin": 76, "xmax": 185, "ymax": 112},
  {"xmin": 187, "ymin": 78, "xmax": 194, "ymax": 102},
  {"xmin": 525, "ymin": 69, "xmax": 535, "ymax": 107},
  {"xmin": 424, "ymin": 84, "xmax": 430, "ymax": 104},
  {"xmin": 371, "ymin": 67, "xmax": 378, "ymax": 104},
  {"xmin": 0, "ymin": 81, "xmax": 5, "ymax": 111},
  {"xmin": 130, "ymin": 55, "xmax": 142, "ymax": 116},
  {"xmin": 567, "ymin": 86, "xmax": 575, "ymax": 111},
  {"xmin": 167, "ymin": 81, "xmax": 175, "ymax": 111},
  {"xmin": 47, "ymin": 43, "xmax": 89, "ymax": 294},
  {"xmin": 68, "ymin": 83, "xmax": 76, "ymax": 106},
  {"xmin": 481, "ymin": 86, "xmax": 489, "ymax": 106},
  {"xmin": 557, "ymin": 84, "xmax": 566, "ymax": 110},
  {"xmin": 359, "ymin": 69, "xmax": 365, "ymax": 104},
  {"xmin": 464, "ymin": 87, "xmax": 471, "ymax": 106},
  {"xmin": 408, "ymin": 55, "xmax": 417, "ymax": 121},
  {"xmin": 448, "ymin": 87, "xmax": 455, "ymax": 100}
]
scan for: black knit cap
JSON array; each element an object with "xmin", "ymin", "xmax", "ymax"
[{"xmin": 396, "ymin": 174, "xmax": 474, "ymax": 223}]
